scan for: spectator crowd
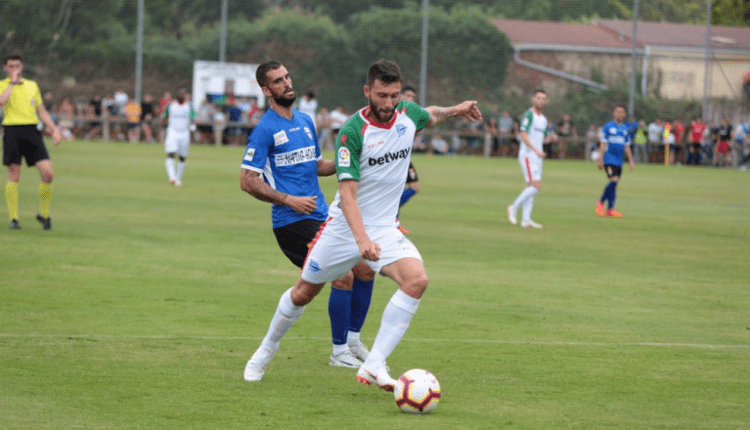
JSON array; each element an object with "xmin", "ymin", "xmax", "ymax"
[{"xmin": 1, "ymin": 87, "xmax": 749, "ymax": 169}]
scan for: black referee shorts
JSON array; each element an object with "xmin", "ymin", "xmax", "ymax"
[
  {"xmin": 273, "ymin": 218, "xmax": 325, "ymax": 268},
  {"xmin": 3, "ymin": 125, "xmax": 50, "ymax": 167}
]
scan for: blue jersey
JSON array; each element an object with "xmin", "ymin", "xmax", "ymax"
[
  {"xmin": 241, "ymin": 109, "xmax": 328, "ymax": 229},
  {"xmin": 625, "ymin": 120, "xmax": 639, "ymax": 141},
  {"xmin": 600, "ymin": 120, "xmax": 631, "ymax": 167}
]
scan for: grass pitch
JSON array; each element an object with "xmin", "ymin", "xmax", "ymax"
[{"xmin": 1, "ymin": 140, "xmax": 748, "ymax": 429}]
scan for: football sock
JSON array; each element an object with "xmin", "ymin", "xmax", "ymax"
[
  {"xmin": 521, "ymin": 194, "xmax": 536, "ymax": 222},
  {"xmin": 512, "ymin": 186, "xmax": 537, "ymax": 212},
  {"xmin": 165, "ymin": 158, "xmax": 176, "ymax": 181},
  {"xmin": 39, "ymin": 182, "xmax": 52, "ymax": 218},
  {"xmin": 347, "ymin": 330, "xmax": 361, "ymax": 347},
  {"xmin": 6, "ymin": 181, "xmax": 18, "ymax": 221},
  {"xmin": 328, "ymin": 287, "xmax": 352, "ymax": 345},
  {"xmin": 608, "ymin": 181, "xmax": 618, "ymax": 209},
  {"xmin": 365, "ymin": 289, "xmax": 420, "ymax": 366},
  {"xmin": 399, "ymin": 187, "xmax": 417, "ymax": 207},
  {"xmin": 349, "ymin": 277, "xmax": 374, "ymax": 334},
  {"xmin": 600, "ymin": 181, "xmax": 616, "ymax": 205},
  {"xmin": 177, "ymin": 161, "xmax": 186, "ymax": 180},
  {"xmin": 260, "ymin": 287, "xmax": 305, "ymax": 352}
]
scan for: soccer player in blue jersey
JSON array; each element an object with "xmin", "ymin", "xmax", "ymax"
[
  {"xmin": 239, "ymin": 61, "xmax": 375, "ymax": 373},
  {"xmin": 595, "ymin": 105, "xmax": 635, "ymax": 218}
]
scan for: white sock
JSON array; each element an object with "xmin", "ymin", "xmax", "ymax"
[
  {"xmin": 260, "ymin": 287, "xmax": 305, "ymax": 352},
  {"xmin": 177, "ymin": 161, "xmax": 186, "ymax": 180},
  {"xmin": 364, "ymin": 289, "xmax": 420, "ymax": 366},
  {"xmin": 522, "ymin": 193, "xmax": 537, "ymax": 222},
  {"xmin": 165, "ymin": 158, "xmax": 176, "ymax": 181},
  {"xmin": 332, "ymin": 343, "xmax": 349, "ymax": 356},
  {"xmin": 512, "ymin": 186, "xmax": 537, "ymax": 212},
  {"xmin": 347, "ymin": 330, "xmax": 360, "ymax": 346}
]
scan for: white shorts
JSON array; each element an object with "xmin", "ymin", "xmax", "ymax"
[
  {"xmin": 165, "ymin": 131, "xmax": 190, "ymax": 157},
  {"xmin": 519, "ymin": 156, "xmax": 542, "ymax": 182},
  {"xmin": 301, "ymin": 220, "xmax": 422, "ymax": 284}
]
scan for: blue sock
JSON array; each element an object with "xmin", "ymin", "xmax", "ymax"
[
  {"xmin": 399, "ymin": 187, "xmax": 417, "ymax": 207},
  {"xmin": 349, "ymin": 277, "xmax": 374, "ymax": 333},
  {"xmin": 608, "ymin": 181, "xmax": 618, "ymax": 209},
  {"xmin": 600, "ymin": 182, "xmax": 612, "ymax": 204},
  {"xmin": 328, "ymin": 287, "xmax": 352, "ymax": 345}
]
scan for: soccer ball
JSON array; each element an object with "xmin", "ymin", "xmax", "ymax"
[{"xmin": 393, "ymin": 369, "xmax": 441, "ymax": 414}]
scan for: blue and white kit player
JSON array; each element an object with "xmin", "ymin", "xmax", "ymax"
[
  {"xmin": 239, "ymin": 61, "xmax": 375, "ymax": 377},
  {"xmin": 595, "ymin": 105, "xmax": 635, "ymax": 218}
]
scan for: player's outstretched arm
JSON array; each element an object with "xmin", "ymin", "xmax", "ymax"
[
  {"xmin": 338, "ymin": 180, "xmax": 380, "ymax": 262},
  {"xmin": 240, "ymin": 169, "xmax": 317, "ymax": 214},
  {"xmin": 426, "ymin": 100, "xmax": 482, "ymax": 127}
]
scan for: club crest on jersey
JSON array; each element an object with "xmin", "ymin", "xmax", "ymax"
[
  {"xmin": 273, "ymin": 130, "xmax": 289, "ymax": 146},
  {"xmin": 609, "ymin": 127, "xmax": 617, "ymax": 134},
  {"xmin": 244, "ymin": 147, "xmax": 255, "ymax": 162},
  {"xmin": 304, "ymin": 127, "xmax": 313, "ymax": 140},
  {"xmin": 338, "ymin": 147, "xmax": 351, "ymax": 167},
  {"xmin": 396, "ymin": 124, "xmax": 407, "ymax": 136}
]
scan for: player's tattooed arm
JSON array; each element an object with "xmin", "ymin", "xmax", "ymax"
[
  {"xmin": 426, "ymin": 101, "xmax": 482, "ymax": 127},
  {"xmin": 240, "ymin": 169, "xmax": 317, "ymax": 214}
]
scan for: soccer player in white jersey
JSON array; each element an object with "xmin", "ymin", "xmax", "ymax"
[
  {"xmin": 163, "ymin": 89, "xmax": 195, "ymax": 186},
  {"xmin": 243, "ymin": 60, "xmax": 482, "ymax": 389},
  {"xmin": 507, "ymin": 89, "xmax": 548, "ymax": 229}
]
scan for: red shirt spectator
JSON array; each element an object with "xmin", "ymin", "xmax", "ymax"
[
  {"xmin": 158, "ymin": 91, "xmax": 173, "ymax": 115},
  {"xmin": 690, "ymin": 120, "xmax": 706, "ymax": 143},
  {"xmin": 672, "ymin": 121, "xmax": 685, "ymax": 143}
]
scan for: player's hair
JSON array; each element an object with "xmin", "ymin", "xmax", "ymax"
[
  {"xmin": 306, "ymin": 91, "xmax": 315, "ymax": 99},
  {"xmin": 367, "ymin": 60, "xmax": 402, "ymax": 87},
  {"xmin": 176, "ymin": 88, "xmax": 187, "ymax": 104},
  {"xmin": 256, "ymin": 61, "xmax": 283, "ymax": 88},
  {"xmin": 401, "ymin": 85, "xmax": 417, "ymax": 95},
  {"xmin": 4, "ymin": 54, "xmax": 22, "ymax": 65},
  {"xmin": 533, "ymin": 88, "xmax": 546, "ymax": 96},
  {"xmin": 613, "ymin": 104, "xmax": 627, "ymax": 111}
]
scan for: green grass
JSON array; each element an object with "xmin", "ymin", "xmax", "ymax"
[{"xmin": 1, "ymin": 139, "xmax": 749, "ymax": 430}]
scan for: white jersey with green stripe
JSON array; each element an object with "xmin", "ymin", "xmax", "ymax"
[
  {"xmin": 328, "ymin": 100, "xmax": 430, "ymax": 228},
  {"xmin": 518, "ymin": 108, "xmax": 548, "ymax": 159}
]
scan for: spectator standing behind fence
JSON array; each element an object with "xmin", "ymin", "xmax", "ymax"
[
  {"xmin": 57, "ymin": 97, "xmax": 75, "ymax": 140},
  {"xmin": 430, "ymin": 132, "xmax": 450, "ymax": 155},
  {"xmin": 194, "ymin": 100, "xmax": 214, "ymax": 144},
  {"xmin": 498, "ymin": 110, "xmax": 514, "ymax": 157},
  {"xmin": 114, "ymin": 86, "xmax": 128, "ymax": 114},
  {"xmin": 670, "ymin": 118, "xmax": 685, "ymax": 165},
  {"xmin": 316, "ymin": 107, "xmax": 333, "ymax": 150},
  {"xmin": 485, "ymin": 116, "xmax": 500, "ymax": 156},
  {"xmin": 328, "ymin": 105, "xmax": 348, "ymax": 139},
  {"xmin": 226, "ymin": 99, "xmax": 244, "ymax": 146},
  {"xmin": 646, "ymin": 118, "xmax": 663, "ymax": 163},
  {"xmin": 124, "ymin": 95, "xmax": 142, "ymax": 143},
  {"xmin": 297, "ymin": 92, "xmax": 318, "ymax": 131},
  {"xmin": 556, "ymin": 113, "xmax": 577, "ymax": 160},
  {"xmin": 586, "ymin": 124, "xmax": 600, "ymax": 162},
  {"xmin": 140, "ymin": 93, "xmax": 155, "ymax": 143},
  {"xmin": 688, "ymin": 116, "xmax": 706, "ymax": 165},
  {"xmin": 632, "ymin": 120, "xmax": 648, "ymax": 164},
  {"xmin": 732, "ymin": 117, "xmax": 749, "ymax": 168},
  {"xmin": 714, "ymin": 118, "xmax": 732, "ymax": 167}
]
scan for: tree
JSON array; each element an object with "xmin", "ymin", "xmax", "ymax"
[{"xmin": 712, "ymin": 0, "xmax": 750, "ymax": 26}]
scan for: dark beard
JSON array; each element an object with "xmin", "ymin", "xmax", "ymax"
[
  {"xmin": 274, "ymin": 93, "xmax": 296, "ymax": 108},
  {"xmin": 369, "ymin": 100, "xmax": 394, "ymax": 123}
]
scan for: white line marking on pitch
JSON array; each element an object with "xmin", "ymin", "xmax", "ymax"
[{"xmin": 0, "ymin": 333, "xmax": 748, "ymax": 350}]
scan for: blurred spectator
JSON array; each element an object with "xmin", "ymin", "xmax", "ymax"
[
  {"xmin": 102, "ymin": 93, "xmax": 117, "ymax": 117},
  {"xmin": 141, "ymin": 93, "xmax": 156, "ymax": 143},
  {"xmin": 412, "ymin": 135, "xmax": 428, "ymax": 153},
  {"xmin": 226, "ymin": 99, "xmax": 243, "ymax": 146},
  {"xmin": 732, "ymin": 116, "xmax": 749, "ymax": 167},
  {"xmin": 195, "ymin": 100, "xmax": 214, "ymax": 144},
  {"xmin": 497, "ymin": 110, "xmax": 514, "ymax": 157},
  {"xmin": 124, "ymin": 95, "xmax": 142, "ymax": 143},
  {"xmin": 114, "ymin": 86, "xmax": 128, "ymax": 114},
  {"xmin": 456, "ymin": 116, "xmax": 482, "ymax": 155},
  {"xmin": 84, "ymin": 102, "xmax": 102, "ymax": 140},
  {"xmin": 671, "ymin": 118, "xmax": 685, "ymax": 165},
  {"xmin": 328, "ymin": 105, "xmax": 348, "ymax": 138},
  {"xmin": 586, "ymin": 123, "xmax": 600, "ymax": 162},
  {"xmin": 485, "ymin": 116, "xmax": 500, "ymax": 156},
  {"xmin": 298, "ymin": 92, "xmax": 318, "ymax": 129},
  {"xmin": 244, "ymin": 97, "xmax": 261, "ymax": 129},
  {"xmin": 714, "ymin": 118, "xmax": 732, "ymax": 167},
  {"xmin": 543, "ymin": 122, "xmax": 558, "ymax": 158},
  {"xmin": 632, "ymin": 120, "xmax": 648, "ymax": 164},
  {"xmin": 429, "ymin": 133, "xmax": 450, "ymax": 155},
  {"xmin": 688, "ymin": 116, "xmax": 706, "ymax": 165},
  {"xmin": 646, "ymin": 117, "xmax": 663, "ymax": 163},
  {"xmin": 158, "ymin": 91, "xmax": 173, "ymax": 116},
  {"xmin": 57, "ymin": 97, "xmax": 75, "ymax": 140},
  {"xmin": 316, "ymin": 107, "xmax": 334, "ymax": 150},
  {"xmin": 556, "ymin": 113, "xmax": 577, "ymax": 159},
  {"xmin": 212, "ymin": 105, "xmax": 227, "ymax": 145}
]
